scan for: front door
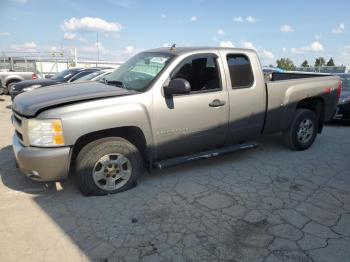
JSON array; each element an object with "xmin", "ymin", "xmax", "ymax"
[{"xmin": 152, "ymin": 53, "xmax": 229, "ymax": 160}]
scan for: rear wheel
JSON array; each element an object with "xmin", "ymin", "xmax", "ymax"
[
  {"xmin": 283, "ymin": 109, "xmax": 318, "ymax": 150},
  {"xmin": 75, "ymin": 137, "xmax": 143, "ymax": 196}
]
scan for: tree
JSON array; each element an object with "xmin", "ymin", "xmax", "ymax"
[
  {"xmin": 301, "ymin": 60, "xmax": 309, "ymax": 67},
  {"xmin": 276, "ymin": 58, "xmax": 295, "ymax": 71},
  {"xmin": 315, "ymin": 57, "xmax": 326, "ymax": 67},
  {"xmin": 326, "ymin": 57, "xmax": 335, "ymax": 66}
]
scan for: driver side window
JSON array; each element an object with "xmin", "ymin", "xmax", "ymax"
[{"xmin": 172, "ymin": 55, "xmax": 221, "ymax": 93}]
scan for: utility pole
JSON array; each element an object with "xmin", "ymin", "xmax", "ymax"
[
  {"xmin": 74, "ymin": 48, "xmax": 78, "ymax": 67},
  {"xmin": 96, "ymin": 32, "xmax": 100, "ymax": 67}
]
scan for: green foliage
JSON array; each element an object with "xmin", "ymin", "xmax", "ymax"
[
  {"xmin": 276, "ymin": 58, "xmax": 296, "ymax": 71},
  {"xmin": 326, "ymin": 57, "xmax": 335, "ymax": 66},
  {"xmin": 315, "ymin": 57, "xmax": 326, "ymax": 67},
  {"xmin": 301, "ymin": 60, "xmax": 309, "ymax": 67}
]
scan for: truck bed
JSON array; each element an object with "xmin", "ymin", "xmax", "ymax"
[
  {"xmin": 263, "ymin": 75, "xmax": 340, "ymax": 134},
  {"xmin": 269, "ymin": 72, "xmax": 331, "ymax": 81}
]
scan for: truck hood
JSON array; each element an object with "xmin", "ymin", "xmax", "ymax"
[
  {"xmin": 12, "ymin": 81, "xmax": 136, "ymax": 117},
  {"xmin": 14, "ymin": 79, "xmax": 61, "ymax": 89}
]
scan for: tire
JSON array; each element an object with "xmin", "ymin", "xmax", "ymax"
[
  {"xmin": 6, "ymin": 81, "xmax": 19, "ymax": 95},
  {"xmin": 75, "ymin": 137, "xmax": 143, "ymax": 196},
  {"xmin": 283, "ymin": 109, "xmax": 318, "ymax": 151}
]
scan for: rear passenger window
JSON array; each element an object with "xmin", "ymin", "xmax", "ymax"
[{"xmin": 227, "ymin": 54, "xmax": 254, "ymax": 89}]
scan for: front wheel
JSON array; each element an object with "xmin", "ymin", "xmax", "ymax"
[
  {"xmin": 75, "ymin": 137, "xmax": 143, "ymax": 196},
  {"xmin": 283, "ymin": 109, "xmax": 318, "ymax": 150}
]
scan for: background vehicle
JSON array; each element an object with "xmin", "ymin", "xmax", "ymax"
[
  {"xmin": 73, "ymin": 69, "xmax": 114, "ymax": 82},
  {"xmin": 0, "ymin": 71, "xmax": 37, "ymax": 94},
  {"xmin": 10, "ymin": 67, "xmax": 105, "ymax": 99},
  {"xmin": 11, "ymin": 47, "xmax": 340, "ymax": 196},
  {"xmin": 333, "ymin": 73, "xmax": 350, "ymax": 121}
]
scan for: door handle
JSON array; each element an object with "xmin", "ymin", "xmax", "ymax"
[{"xmin": 209, "ymin": 99, "xmax": 226, "ymax": 107}]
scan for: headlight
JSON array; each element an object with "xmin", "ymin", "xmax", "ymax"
[
  {"xmin": 23, "ymin": 84, "xmax": 42, "ymax": 91},
  {"xmin": 28, "ymin": 119, "xmax": 65, "ymax": 147}
]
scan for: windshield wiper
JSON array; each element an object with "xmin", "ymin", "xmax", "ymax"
[{"xmin": 103, "ymin": 79, "xmax": 126, "ymax": 89}]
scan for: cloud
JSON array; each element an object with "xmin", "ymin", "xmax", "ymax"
[
  {"xmin": 261, "ymin": 49, "xmax": 274, "ymax": 60},
  {"xmin": 280, "ymin": 24, "xmax": 294, "ymax": 33},
  {"xmin": 246, "ymin": 16, "xmax": 257, "ymax": 23},
  {"xmin": 217, "ymin": 29, "xmax": 225, "ymax": 36},
  {"xmin": 332, "ymin": 23, "xmax": 345, "ymax": 33},
  {"xmin": 241, "ymin": 41, "xmax": 256, "ymax": 50},
  {"xmin": 9, "ymin": 44, "xmax": 20, "ymax": 50},
  {"xmin": 63, "ymin": 32, "xmax": 77, "ymax": 40},
  {"xmin": 190, "ymin": 16, "xmax": 198, "ymax": 21},
  {"xmin": 291, "ymin": 41, "xmax": 324, "ymax": 54},
  {"xmin": 24, "ymin": 41, "xmax": 37, "ymax": 49},
  {"xmin": 233, "ymin": 16, "xmax": 243, "ymax": 22},
  {"xmin": 14, "ymin": 0, "xmax": 29, "ymax": 3},
  {"xmin": 10, "ymin": 42, "xmax": 37, "ymax": 52},
  {"xmin": 124, "ymin": 46, "xmax": 134, "ymax": 54},
  {"xmin": 0, "ymin": 32, "xmax": 11, "ymax": 36},
  {"xmin": 162, "ymin": 43, "xmax": 171, "ymax": 47},
  {"xmin": 310, "ymin": 41, "xmax": 324, "ymax": 51},
  {"xmin": 282, "ymin": 47, "xmax": 287, "ymax": 52},
  {"xmin": 81, "ymin": 42, "xmax": 109, "ymax": 54},
  {"xmin": 220, "ymin": 41, "xmax": 235, "ymax": 48},
  {"xmin": 61, "ymin": 17, "xmax": 122, "ymax": 33}
]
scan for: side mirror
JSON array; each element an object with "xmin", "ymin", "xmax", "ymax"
[{"xmin": 164, "ymin": 78, "xmax": 191, "ymax": 96}]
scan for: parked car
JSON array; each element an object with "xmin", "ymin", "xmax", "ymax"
[
  {"xmin": 73, "ymin": 69, "xmax": 114, "ymax": 82},
  {"xmin": 0, "ymin": 79, "xmax": 4, "ymax": 95},
  {"xmin": 332, "ymin": 73, "xmax": 350, "ymax": 121},
  {"xmin": 0, "ymin": 70, "xmax": 37, "ymax": 94},
  {"xmin": 11, "ymin": 47, "xmax": 340, "ymax": 196},
  {"xmin": 10, "ymin": 67, "xmax": 104, "ymax": 100}
]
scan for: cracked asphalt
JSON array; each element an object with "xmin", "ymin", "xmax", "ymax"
[{"xmin": 0, "ymin": 95, "xmax": 350, "ymax": 262}]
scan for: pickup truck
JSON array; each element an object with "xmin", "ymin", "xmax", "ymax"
[
  {"xmin": 0, "ymin": 71, "xmax": 37, "ymax": 94},
  {"xmin": 11, "ymin": 47, "xmax": 341, "ymax": 196}
]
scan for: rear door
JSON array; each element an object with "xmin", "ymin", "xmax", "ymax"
[
  {"xmin": 152, "ymin": 53, "xmax": 229, "ymax": 160},
  {"xmin": 219, "ymin": 50, "xmax": 266, "ymax": 144}
]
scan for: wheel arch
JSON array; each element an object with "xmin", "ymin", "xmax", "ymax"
[
  {"xmin": 69, "ymin": 126, "xmax": 149, "ymax": 174},
  {"xmin": 296, "ymin": 97, "xmax": 325, "ymax": 133}
]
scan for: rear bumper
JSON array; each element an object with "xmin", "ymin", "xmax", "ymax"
[{"xmin": 12, "ymin": 135, "xmax": 71, "ymax": 181}]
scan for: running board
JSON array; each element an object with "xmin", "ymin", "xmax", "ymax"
[{"xmin": 153, "ymin": 142, "xmax": 259, "ymax": 169}]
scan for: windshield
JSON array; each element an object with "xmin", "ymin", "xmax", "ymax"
[
  {"xmin": 74, "ymin": 71, "xmax": 104, "ymax": 82},
  {"xmin": 51, "ymin": 69, "xmax": 76, "ymax": 81},
  {"xmin": 104, "ymin": 52, "xmax": 174, "ymax": 91}
]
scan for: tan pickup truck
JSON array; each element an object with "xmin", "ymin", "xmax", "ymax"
[{"xmin": 12, "ymin": 47, "xmax": 341, "ymax": 196}]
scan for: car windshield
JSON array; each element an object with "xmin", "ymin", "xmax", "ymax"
[
  {"xmin": 51, "ymin": 69, "xmax": 76, "ymax": 81},
  {"xmin": 74, "ymin": 71, "xmax": 104, "ymax": 82},
  {"xmin": 104, "ymin": 52, "xmax": 174, "ymax": 91}
]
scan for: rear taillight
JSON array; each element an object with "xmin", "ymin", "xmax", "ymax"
[
  {"xmin": 31, "ymin": 73, "xmax": 37, "ymax": 80},
  {"xmin": 337, "ymin": 80, "xmax": 342, "ymax": 103}
]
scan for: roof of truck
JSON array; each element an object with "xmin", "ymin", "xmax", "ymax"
[{"xmin": 147, "ymin": 46, "xmax": 256, "ymax": 55}]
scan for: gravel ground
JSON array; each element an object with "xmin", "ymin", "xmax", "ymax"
[{"xmin": 0, "ymin": 95, "xmax": 350, "ymax": 262}]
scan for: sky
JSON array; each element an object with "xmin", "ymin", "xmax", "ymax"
[{"xmin": 0, "ymin": 0, "xmax": 350, "ymax": 66}]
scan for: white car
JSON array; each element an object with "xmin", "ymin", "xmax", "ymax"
[{"xmin": 73, "ymin": 69, "xmax": 114, "ymax": 82}]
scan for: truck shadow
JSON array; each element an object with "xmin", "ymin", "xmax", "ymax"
[{"xmin": 0, "ymin": 134, "xmax": 288, "ymax": 260}]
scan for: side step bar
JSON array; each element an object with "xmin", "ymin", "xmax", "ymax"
[{"xmin": 153, "ymin": 142, "xmax": 259, "ymax": 169}]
